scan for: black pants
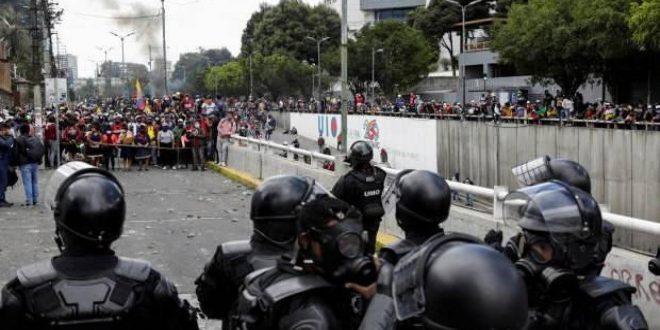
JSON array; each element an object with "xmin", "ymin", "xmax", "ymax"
[
  {"xmin": 364, "ymin": 220, "xmax": 381, "ymax": 256},
  {"xmin": 160, "ymin": 143, "xmax": 173, "ymax": 167}
]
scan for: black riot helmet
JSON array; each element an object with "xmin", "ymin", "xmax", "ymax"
[
  {"xmin": 45, "ymin": 162, "xmax": 125, "ymax": 250},
  {"xmin": 512, "ymin": 155, "xmax": 591, "ymax": 193},
  {"xmin": 297, "ymin": 196, "xmax": 377, "ymax": 286},
  {"xmin": 250, "ymin": 175, "xmax": 330, "ymax": 246},
  {"xmin": 385, "ymin": 170, "xmax": 451, "ymax": 232},
  {"xmin": 504, "ymin": 181, "xmax": 602, "ymax": 273},
  {"xmin": 392, "ymin": 233, "xmax": 528, "ymax": 330},
  {"xmin": 348, "ymin": 140, "xmax": 373, "ymax": 168}
]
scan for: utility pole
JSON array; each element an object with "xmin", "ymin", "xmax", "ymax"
[
  {"xmin": 305, "ymin": 36, "xmax": 330, "ymax": 100},
  {"xmin": 97, "ymin": 46, "xmax": 112, "ymax": 98},
  {"xmin": 110, "ymin": 31, "xmax": 134, "ymax": 97},
  {"xmin": 371, "ymin": 48, "xmax": 383, "ymax": 103},
  {"xmin": 30, "ymin": 0, "xmax": 42, "ymax": 109},
  {"xmin": 161, "ymin": 0, "xmax": 169, "ymax": 96},
  {"xmin": 148, "ymin": 45, "xmax": 153, "ymax": 97},
  {"xmin": 446, "ymin": 0, "xmax": 484, "ymax": 107},
  {"xmin": 340, "ymin": 0, "xmax": 348, "ymax": 153}
]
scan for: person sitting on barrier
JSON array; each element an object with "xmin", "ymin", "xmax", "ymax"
[
  {"xmin": 502, "ymin": 181, "xmax": 648, "ymax": 330},
  {"xmin": 195, "ymin": 175, "xmax": 324, "ymax": 326}
]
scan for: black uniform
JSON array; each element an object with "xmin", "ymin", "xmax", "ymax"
[
  {"xmin": 195, "ymin": 236, "xmax": 288, "ymax": 323},
  {"xmin": 234, "ymin": 197, "xmax": 377, "ymax": 330},
  {"xmin": 0, "ymin": 251, "xmax": 197, "ymax": 330},
  {"xmin": 0, "ymin": 162, "xmax": 199, "ymax": 330},
  {"xmin": 235, "ymin": 260, "xmax": 360, "ymax": 330},
  {"xmin": 196, "ymin": 175, "xmax": 327, "ymax": 326},
  {"xmin": 504, "ymin": 181, "xmax": 648, "ymax": 330},
  {"xmin": 378, "ymin": 170, "xmax": 451, "ymax": 266},
  {"xmin": 332, "ymin": 166, "xmax": 386, "ymax": 254}
]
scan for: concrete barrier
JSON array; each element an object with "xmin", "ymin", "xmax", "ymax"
[{"xmin": 213, "ymin": 142, "xmax": 660, "ymax": 328}]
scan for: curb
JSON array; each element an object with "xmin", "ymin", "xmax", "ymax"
[
  {"xmin": 206, "ymin": 162, "xmax": 400, "ymax": 249},
  {"xmin": 206, "ymin": 162, "xmax": 261, "ymax": 189}
]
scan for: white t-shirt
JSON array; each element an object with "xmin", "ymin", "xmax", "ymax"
[{"xmin": 158, "ymin": 130, "xmax": 173, "ymax": 144}]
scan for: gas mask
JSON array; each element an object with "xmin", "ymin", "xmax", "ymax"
[
  {"xmin": 515, "ymin": 231, "xmax": 577, "ymax": 303},
  {"xmin": 303, "ymin": 207, "xmax": 377, "ymax": 286}
]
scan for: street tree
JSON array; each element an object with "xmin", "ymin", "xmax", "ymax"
[
  {"xmin": 240, "ymin": 0, "xmax": 340, "ymax": 62},
  {"xmin": 491, "ymin": 0, "xmax": 633, "ymax": 98},
  {"xmin": 171, "ymin": 47, "xmax": 233, "ymax": 93},
  {"xmin": 408, "ymin": 0, "xmax": 490, "ymax": 76},
  {"xmin": 204, "ymin": 60, "xmax": 246, "ymax": 97},
  {"xmin": 325, "ymin": 21, "xmax": 435, "ymax": 96},
  {"xmin": 629, "ymin": 0, "xmax": 660, "ymax": 51}
]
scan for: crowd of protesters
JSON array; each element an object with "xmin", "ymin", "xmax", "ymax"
[{"xmin": 269, "ymin": 90, "xmax": 660, "ymax": 129}]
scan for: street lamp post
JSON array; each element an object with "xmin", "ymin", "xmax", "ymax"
[
  {"xmin": 110, "ymin": 31, "xmax": 135, "ymax": 97},
  {"xmin": 96, "ymin": 46, "xmax": 112, "ymax": 97},
  {"xmin": 371, "ymin": 48, "xmax": 383, "ymax": 103},
  {"xmin": 446, "ymin": 0, "xmax": 483, "ymax": 107},
  {"xmin": 305, "ymin": 36, "xmax": 331, "ymax": 100}
]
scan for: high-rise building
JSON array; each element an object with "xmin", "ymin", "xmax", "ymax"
[
  {"xmin": 324, "ymin": 0, "xmax": 427, "ymax": 34},
  {"xmin": 56, "ymin": 54, "xmax": 78, "ymax": 80}
]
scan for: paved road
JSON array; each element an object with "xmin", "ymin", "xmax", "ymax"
[{"xmin": 0, "ymin": 168, "xmax": 253, "ymax": 329}]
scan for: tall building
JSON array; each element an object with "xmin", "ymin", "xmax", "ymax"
[
  {"xmin": 56, "ymin": 54, "xmax": 78, "ymax": 80},
  {"xmin": 324, "ymin": 0, "xmax": 427, "ymax": 34}
]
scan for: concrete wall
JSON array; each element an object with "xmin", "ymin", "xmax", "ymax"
[{"xmin": 225, "ymin": 142, "xmax": 660, "ymax": 328}]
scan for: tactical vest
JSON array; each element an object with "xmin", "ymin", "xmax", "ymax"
[
  {"xmin": 234, "ymin": 268, "xmax": 333, "ymax": 330},
  {"xmin": 348, "ymin": 168, "xmax": 386, "ymax": 220},
  {"xmin": 379, "ymin": 239, "xmax": 419, "ymax": 266},
  {"xmin": 220, "ymin": 240, "xmax": 253, "ymax": 286},
  {"xmin": 16, "ymin": 257, "xmax": 152, "ymax": 329}
]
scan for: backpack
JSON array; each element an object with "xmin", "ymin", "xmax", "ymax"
[
  {"xmin": 24, "ymin": 137, "xmax": 44, "ymax": 165},
  {"xmin": 7, "ymin": 167, "xmax": 18, "ymax": 187}
]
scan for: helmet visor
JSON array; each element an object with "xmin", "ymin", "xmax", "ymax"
[
  {"xmin": 44, "ymin": 161, "xmax": 96, "ymax": 211},
  {"xmin": 511, "ymin": 156, "xmax": 552, "ymax": 187},
  {"xmin": 503, "ymin": 182, "xmax": 587, "ymax": 243},
  {"xmin": 302, "ymin": 177, "xmax": 332, "ymax": 205}
]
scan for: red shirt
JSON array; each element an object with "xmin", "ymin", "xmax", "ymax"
[{"xmin": 45, "ymin": 123, "xmax": 57, "ymax": 141}]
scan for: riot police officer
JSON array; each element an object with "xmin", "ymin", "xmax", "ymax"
[
  {"xmin": 0, "ymin": 162, "xmax": 199, "ymax": 330},
  {"xmin": 359, "ymin": 233, "xmax": 529, "ymax": 330},
  {"xmin": 379, "ymin": 170, "xmax": 451, "ymax": 265},
  {"xmin": 487, "ymin": 155, "xmax": 614, "ymax": 276},
  {"xmin": 195, "ymin": 175, "xmax": 319, "ymax": 325},
  {"xmin": 332, "ymin": 140, "xmax": 386, "ymax": 254},
  {"xmin": 235, "ymin": 196, "xmax": 378, "ymax": 330},
  {"xmin": 503, "ymin": 181, "xmax": 648, "ymax": 329}
]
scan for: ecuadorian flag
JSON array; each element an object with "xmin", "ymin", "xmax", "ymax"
[{"xmin": 135, "ymin": 79, "xmax": 147, "ymax": 112}]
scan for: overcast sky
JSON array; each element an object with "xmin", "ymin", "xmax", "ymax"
[{"xmin": 58, "ymin": 0, "xmax": 324, "ymax": 78}]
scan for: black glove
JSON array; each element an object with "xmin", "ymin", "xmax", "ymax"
[{"xmin": 484, "ymin": 229, "xmax": 503, "ymax": 249}]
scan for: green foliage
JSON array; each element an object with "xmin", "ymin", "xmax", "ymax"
[
  {"xmin": 240, "ymin": 0, "xmax": 340, "ymax": 62},
  {"xmin": 491, "ymin": 0, "xmax": 634, "ymax": 97},
  {"xmin": 326, "ymin": 21, "xmax": 435, "ymax": 96},
  {"xmin": 629, "ymin": 0, "xmax": 660, "ymax": 50},
  {"xmin": 172, "ymin": 48, "xmax": 233, "ymax": 92},
  {"xmin": 204, "ymin": 60, "xmax": 246, "ymax": 96}
]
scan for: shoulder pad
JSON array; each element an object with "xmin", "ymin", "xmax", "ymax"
[
  {"xmin": 262, "ymin": 275, "xmax": 333, "ymax": 306},
  {"xmin": 580, "ymin": 276, "xmax": 636, "ymax": 299},
  {"xmin": 221, "ymin": 240, "xmax": 251, "ymax": 259},
  {"xmin": 16, "ymin": 260, "xmax": 58, "ymax": 288},
  {"xmin": 244, "ymin": 267, "xmax": 274, "ymax": 287},
  {"xmin": 115, "ymin": 257, "xmax": 151, "ymax": 282},
  {"xmin": 382, "ymin": 239, "xmax": 418, "ymax": 261}
]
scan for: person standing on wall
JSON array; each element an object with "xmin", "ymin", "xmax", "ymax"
[
  {"xmin": 331, "ymin": 140, "xmax": 386, "ymax": 255},
  {"xmin": 216, "ymin": 110, "xmax": 235, "ymax": 167},
  {"xmin": 15, "ymin": 124, "xmax": 43, "ymax": 207}
]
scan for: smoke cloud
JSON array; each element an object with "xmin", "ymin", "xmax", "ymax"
[{"xmin": 100, "ymin": 0, "xmax": 162, "ymax": 60}]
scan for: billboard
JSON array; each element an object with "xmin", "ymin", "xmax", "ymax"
[
  {"xmin": 45, "ymin": 78, "xmax": 68, "ymax": 105},
  {"xmin": 289, "ymin": 112, "xmax": 343, "ymax": 146},
  {"xmin": 348, "ymin": 115, "xmax": 438, "ymax": 172}
]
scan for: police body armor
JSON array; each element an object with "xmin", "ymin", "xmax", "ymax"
[
  {"xmin": 234, "ymin": 267, "xmax": 334, "ymax": 330},
  {"xmin": 347, "ymin": 168, "xmax": 386, "ymax": 220},
  {"xmin": 528, "ymin": 276, "xmax": 647, "ymax": 330},
  {"xmin": 12, "ymin": 257, "xmax": 153, "ymax": 329}
]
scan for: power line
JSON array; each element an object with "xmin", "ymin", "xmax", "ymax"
[{"xmin": 68, "ymin": 12, "xmax": 160, "ymax": 20}]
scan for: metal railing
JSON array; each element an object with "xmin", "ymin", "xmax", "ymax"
[
  {"xmin": 232, "ymin": 135, "xmax": 660, "ymax": 239},
  {"xmin": 231, "ymin": 135, "xmax": 336, "ymax": 171}
]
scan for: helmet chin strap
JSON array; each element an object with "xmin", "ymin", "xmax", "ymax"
[
  {"xmin": 254, "ymin": 228, "xmax": 295, "ymax": 248},
  {"xmin": 54, "ymin": 229, "xmax": 65, "ymax": 252}
]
